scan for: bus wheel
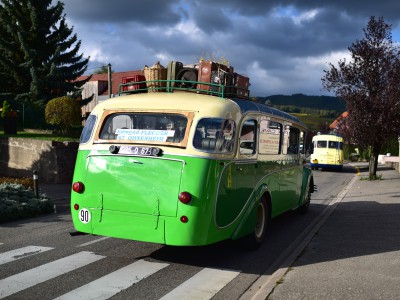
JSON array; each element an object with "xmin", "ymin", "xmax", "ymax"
[
  {"xmin": 299, "ymin": 176, "xmax": 313, "ymax": 214},
  {"xmin": 299, "ymin": 189, "xmax": 311, "ymax": 214},
  {"xmin": 241, "ymin": 197, "xmax": 269, "ymax": 250}
]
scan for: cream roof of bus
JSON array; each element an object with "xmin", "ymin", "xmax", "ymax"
[
  {"xmin": 92, "ymin": 92, "xmax": 242, "ymax": 120},
  {"xmin": 92, "ymin": 92, "xmax": 305, "ymax": 128},
  {"xmin": 312, "ymin": 134, "xmax": 343, "ymax": 142}
]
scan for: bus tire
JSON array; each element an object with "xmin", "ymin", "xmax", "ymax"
[
  {"xmin": 299, "ymin": 175, "xmax": 313, "ymax": 214},
  {"xmin": 241, "ymin": 197, "xmax": 269, "ymax": 250},
  {"xmin": 299, "ymin": 188, "xmax": 311, "ymax": 214}
]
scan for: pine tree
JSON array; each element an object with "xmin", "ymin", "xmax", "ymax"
[{"xmin": 0, "ymin": 0, "xmax": 90, "ymax": 117}]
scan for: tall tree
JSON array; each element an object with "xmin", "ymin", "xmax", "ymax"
[
  {"xmin": 322, "ymin": 16, "xmax": 400, "ymax": 179},
  {"xmin": 0, "ymin": 0, "xmax": 90, "ymax": 113}
]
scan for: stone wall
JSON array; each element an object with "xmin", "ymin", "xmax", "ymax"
[{"xmin": 0, "ymin": 137, "xmax": 78, "ymax": 183}]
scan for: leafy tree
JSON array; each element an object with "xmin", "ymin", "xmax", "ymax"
[
  {"xmin": 0, "ymin": 0, "xmax": 90, "ymax": 121},
  {"xmin": 94, "ymin": 65, "xmax": 113, "ymax": 74},
  {"xmin": 45, "ymin": 96, "xmax": 82, "ymax": 134},
  {"xmin": 1, "ymin": 100, "xmax": 11, "ymax": 118},
  {"xmin": 322, "ymin": 16, "xmax": 400, "ymax": 179}
]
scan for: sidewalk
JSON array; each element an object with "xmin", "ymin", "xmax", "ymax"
[{"xmin": 256, "ymin": 164, "xmax": 400, "ymax": 299}]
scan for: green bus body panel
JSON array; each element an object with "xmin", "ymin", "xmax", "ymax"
[
  {"xmin": 85, "ymin": 154, "xmax": 183, "ymax": 216},
  {"xmin": 216, "ymin": 162, "xmax": 255, "ymax": 227},
  {"xmin": 72, "ymin": 150, "xmax": 234, "ymax": 245},
  {"xmin": 71, "ymin": 150, "xmax": 311, "ymax": 245}
]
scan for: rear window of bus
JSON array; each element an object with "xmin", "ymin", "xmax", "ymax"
[
  {"xmin": 80, "ymin": 114, "xmax": 97, "ymax": 144},
  {"xmin": 98, "ymin": 113, "xmax": 188, "ymax": 143}
]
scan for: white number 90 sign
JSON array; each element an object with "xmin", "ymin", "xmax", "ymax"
[{"xmin": 79, "ymin": 208, "xmax": 91, "ymax": 224}]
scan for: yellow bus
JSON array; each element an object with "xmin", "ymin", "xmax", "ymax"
[{"xmin": 310, "ymin": 133, "xmax": 344, "ymax": 170}]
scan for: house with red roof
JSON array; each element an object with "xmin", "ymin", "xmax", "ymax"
[
  {"xmin": 329, "ymin": 111, "xmax": 348, "ymax": 132},
  {"xmin": 77, "ymin": 70, "xmax": 144, "ymax": 117}
]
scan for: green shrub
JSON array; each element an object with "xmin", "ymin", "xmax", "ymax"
[
  {"xmin": 45, "ymin": 96, "xmax": 82, "ymax": 134},
  {"xmin": 0, "ymin": 183, "xmax": 54, "ymax": 223}
]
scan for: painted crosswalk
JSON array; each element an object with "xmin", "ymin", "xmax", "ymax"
[
  {"xmin": 0, "ymin": 245, "xmax": 53, "ymax": 265},
  {"xmin": 0, "ymin": 251, "xmax": 105, "ymax": 299},
  {"xmin": 160, "ymin": 267, "xmax": 240, "ymax": 299},
  {"xmin": 0, "ymin": 245, "xmax": 241, "ymax": 299},
  {"xmin": 54, "ymin": 259, "xmax": 169, "ymax": 300}
]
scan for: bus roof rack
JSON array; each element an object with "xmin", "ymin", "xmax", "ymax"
[{"xmin": 118, "ymin": 79, "xmax": 250, "ymax": 100}]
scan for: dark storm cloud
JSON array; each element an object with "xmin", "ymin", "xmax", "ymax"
[
  {"xmin": 59, "ymin": 0, "xmax": 400, "ymax": 95},
  {"xmin": 61, "ymin": 0, "xmax": 181, "ymax": 25}
]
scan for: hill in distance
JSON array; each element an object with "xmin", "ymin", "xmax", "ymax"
[
  {"xmin": 255, "ymin": 94, "xmax": 346, "ymax": 131},
  {"xmin": 256, "ymin": 94, "xmax": 346, "ymax": 113}
]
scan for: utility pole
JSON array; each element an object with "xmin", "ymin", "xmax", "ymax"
[{"xmin": 108, "ymin": 63, "xmax": 112, "ymax": 98}]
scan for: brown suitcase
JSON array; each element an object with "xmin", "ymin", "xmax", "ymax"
[
  {"xmin": 199, "ymin": 61, "xmax": 232, "ymax": 95},
  {"xmin": 223, "ymin": 66, "xmax": 235, "ymax": 97},
  {"xmin": 197, "ymin": 60, "xmax": 217, "ymax": 92},
  {"xmin": 234, "ymin": 73, "xmax": 250, "ymax": 99}
]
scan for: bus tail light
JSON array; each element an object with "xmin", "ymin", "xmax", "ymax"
[
  {"xmin": 72, "ymin": 181, "xmax": 85, "ymax": 193},
  {"xmin": 180, "ymin": 216, "xmax": 189, "ymax": 223},
  {"xmin": 73, "ymin": 204, "xmax": 79, "ymax": 210},
  {"xmin": 178, "ymin": 192, "xmax": 192, "ymax": 204}
]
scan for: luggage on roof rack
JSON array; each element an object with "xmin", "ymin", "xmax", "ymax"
[{"xmin": 118, "ymin": 60, "xmax": 250, "ymax": 100}]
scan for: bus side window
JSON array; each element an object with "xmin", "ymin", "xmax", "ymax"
[
  {"xmin": 258, "ymin": 120, "xmax": 282, "ymax": 155},
  {"xmin": 287, "ymin": 126, "xmax": 300, "ymax": 154},
  {"xmin": 240, "ymin": 119, "xmax": 257, "ymax": 155}
]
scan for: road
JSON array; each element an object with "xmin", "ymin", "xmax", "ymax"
[{"xmin": 0, "ymin": 165, "xmax": 356, "ymax": 299}]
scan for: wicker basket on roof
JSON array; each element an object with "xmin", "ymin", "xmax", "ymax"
[{"xmin": 143, "ymin": 61, "xmax": 167, "ymax": 92}]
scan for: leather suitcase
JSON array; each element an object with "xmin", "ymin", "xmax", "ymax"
[
  {"xmin": 122, "ymin": 75, "xmax": 146, "ymax": 92},
  {"xmin": 210, "ymin": 69, "xmax": 225, "ymax": 94},
  {"xmin": 234, "ymin": 73, "xmax": 250, "ymax": 99},
  {"xmin": 212, "ymin": 63, "xmax": 231, "ymax": 93},
  {"xmin": 167, "ymin": 61, "xmax": 183, "ymax": 88},
  {"xmin": 197, "ymin": 60, "xmax": 217, "ymax": 92},
  {"xmin": 223, "ymin": 66, "xmax": 235, "ymax": 97}
]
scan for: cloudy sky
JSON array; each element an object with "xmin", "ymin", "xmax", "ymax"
[{"xmin": 60, "ymin": 0, "xmax": 400, "ymax": 97}]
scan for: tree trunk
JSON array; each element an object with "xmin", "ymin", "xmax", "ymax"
[
  {"xmin": 368, "ymin": 144, "xmax": 380, "ymax": 179},
  {"xmin": 3, "ymin": 116, "xmax": 18, "ymax": 134}
]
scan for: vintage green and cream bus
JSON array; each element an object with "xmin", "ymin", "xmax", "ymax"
[{"xmin": 71, "ymin": 80, "xmax": 314, "ymax": 248}]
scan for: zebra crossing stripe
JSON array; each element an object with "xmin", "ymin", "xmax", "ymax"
[
  {"xmin": 77, "ymin": 236, "xmax": 110, "ymax": 247},
  {"xmin": 160, "ymin": 267, "xmax": 240, "ymax": 299},
  {"xmin": 0, "ymin": 251, "xmax": 105, "ymax": 299},
  {"xmin": 0, "ymin": 246, "xmax": 53, "ymax": 266},
  {"xmin": 54, "ymin": 259, "xmax": 169, "ymax": 300}
]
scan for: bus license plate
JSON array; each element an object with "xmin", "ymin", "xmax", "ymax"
[{"xmin": 119, "ymin": 146, "xmax": 162, "ymax": 156}]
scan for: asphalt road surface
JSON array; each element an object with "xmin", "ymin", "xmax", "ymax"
[{"xmin": 0, "ymin": 164, "xmax": 355, "ymax": 299}]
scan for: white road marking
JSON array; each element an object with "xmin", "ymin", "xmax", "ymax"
[
  {"xmin": 0, "ymin": 251, "xmax": 105, "ymax": 299},
  {"xmin": 160, "ymin": 267, "xmax": 240, "ymax": 300},
  {"xmin": 0, "ymin": 246, "xmax": 53, "ymax": 266},
  {"xmin": 54, "ymin": 259, "xmax": 169, "ymax": 300},
  {"xmin": 77, "ymin": 236, "xmax": 110, "ymax": 247}
]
